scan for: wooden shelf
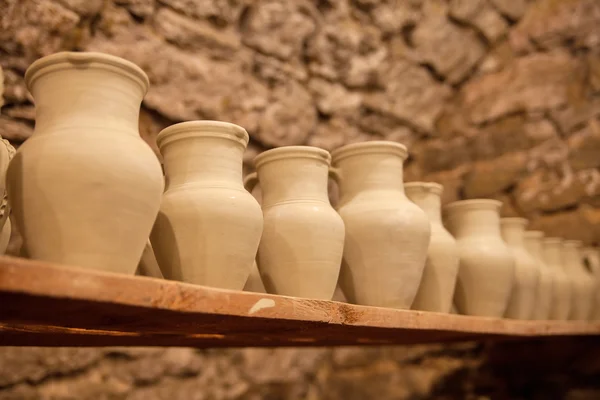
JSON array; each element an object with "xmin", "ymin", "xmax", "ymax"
[{"xmin": 0, "ymin": 255, "xmax": 599, "ymax": 348}]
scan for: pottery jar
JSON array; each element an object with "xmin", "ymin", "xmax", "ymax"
[
  {"xmin": 523, "ymin": 231, "xmax": 553, "ymax": 320},
  {"xmin": 582, "ymin": 247, "xmax": 600, "ymax": 320},
  {"xmin": 444, "ymin": 200, "xmax": 514, "ymax": 317},
  {"xmin": 561, "ymin": 240, "xmax": 595, "ymax": 320},
  {"xmin": 500, "ymin": 218, "xmax": 539, "ymax": 320},
  {"xmin": 331, "ymin": 141, "xmax": 430, "ymax": 308},
  {"xmin": 405, "ymin": 182, "xmax": 459, "ymax": 313},
  {"xmin": 150, "ymin": 121, "xmax": 263, "ymax": 290},
  {"xmin": 543, "ymin": 238, "xmax": 571, "ymax": 320},
  {"xmin": 7, "ymin": 52, "xmax": 164, "ymax": 273},
  {"xmin": 245, "ymin": 146, "xmax": 344, "ymax": 299}
]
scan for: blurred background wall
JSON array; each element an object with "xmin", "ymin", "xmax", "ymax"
[{"xmin": 1, "ymin": 0, "xmax": 600, "ymax": 398}]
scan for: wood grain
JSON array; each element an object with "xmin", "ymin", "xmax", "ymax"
[{"xmin": 0, "ymin": 255, "xmax": 599, "ymax": 347}]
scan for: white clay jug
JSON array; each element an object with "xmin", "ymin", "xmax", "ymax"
[
  {"xmin": 8, "ymin": 52, "xmax": 164, "ymax": 273},
  {"xmin": 523, "ymin": 231, "xmax": 553, "ymax": 320},
  {"xmin": 561, "ymin": 240, "xmax": 594, "ymax": 320},
  {"xmin": 405, "ymin": 182, "xmax": 459, "ymax": 313},
  {"xmin": 444, "ymin": 199, "xmax": 514, "ymax": 317},
  {"xmin": 543, "ymin": 238, "xmax": 571, "ymax": 320},
  {"xmin": 245, "ymin": 146, "xmax": 344, "ymax": 299},
  {"xmin": 151, "ymin": 121, "xmax": 263, "ymax": 289},
  {"xmin": 582, "ymin": 247, "xmax": 600, "ymax": 320},
  {"xmin": 331, "ymin": 141, "xmax": 430, "ymax": 308},
  {"xmin": 500, "ymin": 218, "xmax": 539, "ymax": 320}
]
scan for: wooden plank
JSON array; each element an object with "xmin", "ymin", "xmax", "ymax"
[{"xmin": 0, "ymin": 255, "xmax": 599, "ymax": 347}]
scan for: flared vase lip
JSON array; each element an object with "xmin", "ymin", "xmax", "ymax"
[
  {"xmin": 443, "ymin": 199, "xmax": 501, "ymax": 213},
  {"xmin": 524, "ymin": 230, "xmax": 544, "ymax": 239},
  {"xmin": 404, "ymin": 182, "xmax": 443, "ymax": 195},
  {"xmin": 157, "ymin": 120, "xmax": 249, "ymax": 149},
  {"xmin": 500, "ymin": 217, "xmax": 528, "ymax": 228},
  {"xmin": 254, "ymin": 146, "xmax": 331, "ymax": 169},
  {"xmin": 25, "ymin": 51, "xmax": 149, "ymax": 94},
  {"xmin": 331, "ymin": 141, "xmax": 408, "ymax": 164}
]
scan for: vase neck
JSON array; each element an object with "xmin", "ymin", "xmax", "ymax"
[
  {"xmin": 542, "ymin": 241, "xmax": 563, "ymax": 270},
  {"xmin": 335, "ymin": 153, "xmax": 405, "ymax": 200},
  {"xmin": 500, "ymin": 219, "xmax": 527, "ymax": 248},
  {"xmin": 445, "ymin": 205, "xmax": 502, "ymax": 238},
  {"xmin": 405, "ymin": 185, "xmax": 442, "ymax": 223},
  {"xmin": 524, "ymin": 237, "xmax": 544, "ymax": 261},
  {"xmin": 31, "ymin": 67, "xmax": 145, "ymax": 135},
  {"xmin": 561, "ymin": 243, "xmax": 583, "ymax": 272}
]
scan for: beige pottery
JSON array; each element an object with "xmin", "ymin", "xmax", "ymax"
[
  {"xmin": 8, "ymin": 52, "xmax": 163, "ymax": 273},
  {"xmin": 0, "ymin": 138, "xmax": 15, "ymax": 255},
  {"xmin": 405, "ymin": 182, "xmax": 459, "ymax": 313},
  {"xmin": 331, "ymin": 141, "xmax": 430, "ymax": 308},
  {"xmin": 444, "ymin": 199, "xmax": 514, "ymax": 317},
  {"xmin": 582, "ymin": 247, "xmax": 600, "ymax": 320},
  {"xmin": 561, "ymin": 240, "xmax": 594, "ymax": 320},
  {"xmin": 245, "ymin": 146, "xmax": 344, "ymax": 299},
  {"xmin": 523, "ymin": 231, "xmax": 553, "ymax": 320},
  {"xmin": 151, "ymin": 121, "xmax": 263, "ymax": 289},
  {"xmin": 135, "ymin": 240, "xmax": 164, "ymax": 279},
  {"xmin": 500, "ymin": 218, "xmax": 539, "ymax": 320},
  {"xmin": 543, "ymin": 238, "xmax": 571, "ymax": 320},
  {"xmin": 243, "ymin": 261, "xmax": 266, "ymax": 293}
]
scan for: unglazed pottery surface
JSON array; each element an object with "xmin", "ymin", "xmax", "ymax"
[
  {"xmin": 246, "ymin": 146, "xmax": 344, "ymax": 300},
  {"xmin": 151, "ymin": 121, "xmax": 263, "ymax": 290},
  {"xmin": 500, "ymin": 218, "xmax": 539, "ymax": 320},
  {"xmin": 0, "ymin": 137, "xmax": 15, "ymax": 255},
  {"xmin": 332, "ymin": 141, "xmax": 430, "ymax": 308},
  {"xmin": 543, "ymin": 238, "xmax": 572, "ymax": 320},
  {"xmin": 243, "ymin": 261, "xmax": 266, "ymax": 293},
  {"xmin": 582, "ymin": 247, "xmax": 600, "ymax": 320},
  {"xmin": 405, "ymin": 182, "xmax": 459, "ymax": 313},
  {"xmin": 524, "ymin": 230, "xmax": 553, "ymax": 320},
  {"xmin": 561, "ymin": 240, "xmax": 594, "ymax": 320},
  {"xmin": 444, "ymin": 199, "xmax": 514, "ymax": 317},
  {"xmin": 7, "ymin": 52, "xmax": 163, "ymax": 273}
]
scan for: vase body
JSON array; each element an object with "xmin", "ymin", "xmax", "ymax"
[
  {"xmin": 524, "ymin": 231, "xmax": 553, "ymax": 320},
  {"xmin": 500, "ymin": 218, "xmax": 539, "ymax": 320},
  {"xmin": 243, "ymin": 261, "xmax": 266, "ymax": 293},
  {"xmin": 582, "ymin": 247, "xmax": 600, "ymax": 320},
  {"xmin": 151, "ymin": 121, "xmax": 263, "ymax": 289},
  {"xmin": 444, "ymin": 200, "xmax": 514, "ymax": 317},
  {"xmin": 561, "ymin": 240, "xmax": 594, "ymax": 320},
  {"xmin": 405, "ymin": 182, "xmax": 459, "ymax": 313},
  {"xmin": 543, "ymin": 238, "xmax": 571, "ymax": 320},
  {"xmin": 8, "ymin": 52, "xmax": 163, "ymax": 273},
  {"xmin": 332, "ymin": 141, "xmax": 430, "ymax": 308},
  {"xmin": 249, "ymin": 146, "xmax": 344, "ymax": 299}
]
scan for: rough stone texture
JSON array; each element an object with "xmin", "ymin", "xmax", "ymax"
[{"xmin": 1, "ymin": 0, "xmax": 600, "ymax": 398}]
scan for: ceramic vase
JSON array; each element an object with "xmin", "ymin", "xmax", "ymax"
[
  {"xmin": 500, "ymin": 218, "xmax": 539, "ymax": 320},
  {"xmin": 243, "ymin": 261, "xmax": 266, "ymax": 293},
  {"xmin": 444, "ymin": 199, "xmax": 514, "ymax": 317},
  {"xmin": 405, "ymin": 182, "xmax": 459, "ymax": 313},
  {"xmin": 561, "ymin": 240, "xmax": 594, "ymax": 320},
  {"xmin": 150, "ymin": 121, "xmax": 263, "ymax": 289},
  {"xmin": 7, "ymin": 52, "xmax": 164, "ymax": 273},
  {"xmin": 543, "ymin": 238, "xmax": 571, "ymax": 320},
  {"xmin": 245, "ymin": 146, "xmax": 344, "ymax": 299},
  {"xmin": 523, "ymin": 231, "xmax": 553, "ymax": 320},
  {"xmin": 582, "ymin": 247, "xmax": 600, "ymax": 320},
  {"xmin": 331, "ymin": 141, "xmax": 430, "ymax": 308}
]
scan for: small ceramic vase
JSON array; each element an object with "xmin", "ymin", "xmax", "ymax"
[
  {"xmin": 582, "ymin": 247, "xmax": 600, "ymax": 320},
  {"xmin": 405, "ymin": 182, "xmax": 459, "ymax": 313},
  {"xmin": 331, "ymin": 141, "xmax": 430, "ymax": 308},
  {"xmin": 500, "ymin": 218, "xmax": 539, "ymax": 320},
  {"xmin": 8, "ymin": 52, "xmax": 164, "ymax": 273},
  {"xmin": 151, "ymin": 121, "xmax": 263, "ymax": 289},
  {"xmin": 523, "ymin": 231, "xmax": 553, "ymax": 320},
  {"xmin": 444, "ymin": 199, "xmax": 514, "ymax": 317},
  {"xmin": 543, "ymin": 238, "xmax": 572, "ymax": 320},
  {"xmin": 243, "ymin": 261, "xmax": 266, "ymax": 293},
  {"xmin": 561, "ymin": 240, "xmax": 595, "ymax": 320},
  {"xmin": 245, "ymin": 146, "xmax": 344, "ymax": 299}
]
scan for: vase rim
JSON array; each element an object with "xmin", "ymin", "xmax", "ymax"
[
  {"xmin": 25, "ymin": 51, "xmax": 149, "ymax": 94},
  {"xmin": 500, "ymin": 217, "xmax": 528, "ymax": 228},
  {"xmin": 444, "ymin": 199, "xmax": 501, "ymax": 213},
  {"xmin": 404, "ymin": 182, "xmax": 443, "ymax": 195},
  {"xmin": 157, "ymin": 120, "xmax": 249, "ymax": 149},
  {"xmin": 331, "ymin": 141, "xmax": 408, "ymax": 163},
  {"xmin": 524, "ymin": 230, "xmax": 544, "ymax": 238},
  {"xmin": 254, "ymin": 146, "xmax": 331, "ymax": 168}
]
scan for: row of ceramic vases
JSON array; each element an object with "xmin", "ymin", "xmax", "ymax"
[{"xmin": 5, "ymin": 51, "xmax": 599, "ymax": 320}]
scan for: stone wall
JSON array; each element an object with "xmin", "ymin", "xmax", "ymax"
[{"xmin": 2, "ymin": 0, "xmax": 600, "ymax": 399}]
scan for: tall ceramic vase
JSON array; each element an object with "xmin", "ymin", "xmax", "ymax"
[
  {"xmin": 150, "ymin": 121, "xmax": 263, "ymax": 289},
  {"xmin": 444, "ymin": 200, "xmax": 514, "ymax": 317},
  {"xmin": 500, "ymin": 218, "xmax": 539, "ymax": 320},
  {"xmin": 405, "ymin": 182, "xmax": 459, "ymax": 313},
  {"xmin": 543, "ymin": 238, "xmax": 571, "ymax": 320},
  {"xmin": 561, "ymin": 240, "xmax": 594, "ymax": 320},
  {"xmin": 7, "ymin": 52, "xmax": 164, "ymax": 273},
  {"xmin": 524, "ymin": 231, "xmax": 553, "ymax": 320},
  {"xmin": 245, "ymin": 146, "xmax": 344, "ymax": 299},
  {"xmin": 331, "ymin": 141, "xmax": 430, "ymax": 308},
  {"xmin": 582, "ymin": 247, "xmax": 600, "ymax": 320}
]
